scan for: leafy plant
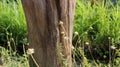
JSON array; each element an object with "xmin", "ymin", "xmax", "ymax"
[
  {"xmin": 73, "ymin": 0, "xmax": 120, "ymax": 66},
  {"xmin": 0, "ymin": 0, "xmax": 27, "ymax": 54}
]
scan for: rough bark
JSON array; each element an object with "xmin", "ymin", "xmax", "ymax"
[{"xmin": 21, "ymin": 0, "xmax": 76, "ymax": 67}]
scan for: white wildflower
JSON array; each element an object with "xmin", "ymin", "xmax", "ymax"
[
  {"xmin": 27, "ymin": 43, "xmax": 29, "ymax": 45},
  {"xmin": 27, "ymin": 48, "xmax": 35, "ymax": 54},
  {"xmin": 64, "ymin": 36, "xmax": 68, "ymax": 40},
  {"xmin": 90, "ymin": 27, "xmax": 93, "ymax": 29},
  {"xmin": 110, "ymin": 46, "xmax": 116, "ymax": 50},
  {"xmin": 108, "ymin": 37, "xmax": 111, "ymax": 40},
  {"xmin": 85, "ymin": 42, "xmax": 89, "ymax": 45},
  {"xmin": 74, "ymin": 31, "xmax": 79, "ymax": 35},
  {"xmin": 103, "ymin": 55, "xmax": 107, "ymax": 58},
  {"xmin": 59, "ymin": 21, "xmax": 63, "ymax": 25},
  {"xmin": 85, "ymin": 32, "xmax": 87, "ymax": 34},
  {"xmin": 72, "ymin": 45, "xmax": 75, "ymax": 50},
  {"xmin": 7, "ymin": 41, "xmax": 10, "ymax": 46},
  {"xmin": 61, "ymin": 31, "xmax": 65, "ymax": 35}
]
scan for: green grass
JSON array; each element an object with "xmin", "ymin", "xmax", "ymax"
[
  {"xmin": 0, "ymin": 0, "xmax": 120, "ymax": 67},
  {"xmin": 0, "ymin": 0, "xmax": 27, "ymax": 52},
  {"xmin": 0, "ymin": 0, "xmax": 29, "ymax": 67},
  {"xmin": 0, "ymin": 46, "xmax": 29, "ymax": 67},
  {"xmin": 73, "ymin": 0, "xmax": 120, "ymax": 67}
]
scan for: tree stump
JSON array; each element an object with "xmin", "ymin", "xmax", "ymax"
[{"xmin": 21, "ymin": 0, "xmax": 76, "ymax": 67}]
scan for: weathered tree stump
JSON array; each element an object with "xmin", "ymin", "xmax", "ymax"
[{"xmin": 21, "ymin": 0, "xmax": 76, "ymax": 67}]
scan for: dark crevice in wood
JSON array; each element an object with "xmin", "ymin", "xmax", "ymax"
[{"xmin": 55, "ymin": 0, "xmax": 61, "ymax": 21}]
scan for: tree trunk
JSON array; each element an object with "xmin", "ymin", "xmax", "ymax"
[{"xmin": 21, "ymin": 0, "xmax": 76, "ymax": 67}]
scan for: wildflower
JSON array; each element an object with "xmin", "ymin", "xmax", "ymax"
[
  {"xmin": 6, "ymin": 32, "xmax": 9, "ymax": 35},
  {"xmin": 27, "ymin": 43, "xmax": 29, "ymax": 45},
  {"xmin": 90, "ymin": 27, "xmax": 93, "ymax": 29},
  {"xmin": 74, "ymin": 31, "xmax": 79, "ymax": 35},
  {"xmin": 59, "ymin": 21, "xmax": 63, "ymax": 25},
  {"xmin": 103, "ymin": 55, "xmax": 107, "ymax": 58},
  {"xmin": 61, "ymin": 31, "xmax": 65, "ymax": 35},
  {"xmin": 108, "ymin": 37, "xmax": 111, "ymax": 40},
  {"xmin": 72, "ymin": 45, "xmax": 75, "ymax": 50},
  {"xmin": 110, "ymin": 46, "xmax": 116, "ymax": 50},
  {"xmin": 94, "ymin": 48, "xmax": 97, "ymax": 50},
  {"xmin": 7, "ymin": 41, "xmax": 10, "ymax": 46},
  {"xmin": 85, "ymin": 42, "xmax": 89, "ymax": 45},
  {"xmin": 85, "ymin": 32, "xmax": 87, "ymax": 34},
  {"xmin": 64, "ymin": 36, "xmax": 68, "ymax": 40},
  {"xmin": 27, "ymin": 48, "xmax": 35, "ymax": 54},
  {"xmin": 78, "ymin": 40, "xmax": 81, "ymax": 43}
]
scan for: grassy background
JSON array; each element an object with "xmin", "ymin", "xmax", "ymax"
[
  {"xmin": 0, "ymin": 0, "xmax": 29, "ymax": 67},
  {"xmin": 0, "ymin": 0, "xmax": 27, "ymax": 54},
  {"xmin": 0, "ymin": 0, "xmax": 120, "ymax": 67},
  {"xmin": 73, "ymin": 0, "xmax": 120, "ymax": 67}
]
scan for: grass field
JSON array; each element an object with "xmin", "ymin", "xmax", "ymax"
[{"xmin": 0, "ymin": 0, "xmax": 120, "ymax": 67}]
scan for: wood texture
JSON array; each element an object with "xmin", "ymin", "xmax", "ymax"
[{"xmin": 21, "ymin": 0, "xmax": 76, "ymax": 67}]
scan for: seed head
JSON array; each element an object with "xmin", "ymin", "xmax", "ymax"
[
  {"xmin": 85, "ymin": 42, "xmax": 89, "ymax": 45},
  {"xmin": 72, "ymin": 45, "xmax": 75, "ymax": 50},
  {"xmin": 27, "ymin": 48, "xmax": 35, "ymax": 54},
  {"xmin": 85, "ymin": 32, "xmax": 87, "ymax": 34},
  {"xmin": 64, "ymin": 36, "xmax": 68, "ymax": 40},
  {"xmin": 7, "ymin": 41, "xmax": 10, "ymax": 46},
  {"xmin": 90, "ymin": 27, "xmax": 93, "ymax": 29},
  {"xmin": 74, "ymin": 31, "xmax": 79, "ymax": 35},
  {"xmin": 110, "ymin": 46, "xmax": 116, "ymax": 50},
  {"xmin": 59, "ymin": 21, "xmax": 63, "ymax": 25},
  {"xmin": 27, "ymin": 43, "xmax": 29, "ymax": 45},
  {"xmin": 61, "ymin": 31, "xmax": 65, "ymax": 35},
  {"xmin": 108, "ymin": 37, "xmax": 111, "ymax": 40},
  {"xmin": 103, "ymin": 55, "xmax": 107, "ymax": 58}
]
